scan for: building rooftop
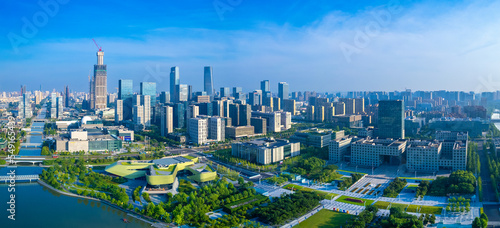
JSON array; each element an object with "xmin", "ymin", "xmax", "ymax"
[
  {"xmin": 353, "ymin": 138, "xmax": 406, "ymax": 147},
  {"xmin": 240, "ymin": 138, "xmax": 293, "ymax": 149},
  {"xmin": 152, "ymin": 157, "xmax": 192, "ymax": 167}
]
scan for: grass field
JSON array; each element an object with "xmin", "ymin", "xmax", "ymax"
[
  {"xmin": 373, "ymin": 201, "xmax": 443, "ymax": 215},
  {"xmin": 373, "ymin": 201, "xmax": 408, "ymax": 210},
  {"xmin": 296, "ymin": 209, "xmax": 353, "ymax": 228},
  {"xmin": 283, "ymin": 184, "xmax": 338, "ymax": 199},
  {"xmin": 406, "ymin": 205, "xmax": 443, "ymax": 215},
  {"xmin": 335, "ymin": 195, "xmax": 374, "ymax": 206}
]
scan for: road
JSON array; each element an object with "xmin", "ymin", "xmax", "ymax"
[
  {"xmin": 476, "ymin": 140, "xmax": 500, "ymax": 224},
  {"xmin": 476, "ymin": 140, "xmax": 498, "ymax": 202}
]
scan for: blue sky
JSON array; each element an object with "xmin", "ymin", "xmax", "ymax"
[{"xmin": 1, "ymin": 0, "xmax": 500, "ymax": 93}]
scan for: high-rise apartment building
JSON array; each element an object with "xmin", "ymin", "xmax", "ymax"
[
  {"xmin": 115, "ymin": 99, "xmax": 123, "ymax": 124},
  {"xmin": 141, "ymin": 95, "xmax": 151, "ymax": 127},
  {"xmin": 160, "ymin": 105, "xmax": 173, "ymax": 136},
  {"xmin": 209, "ymin": 117, "xmax": 225, "ymax": 141},
  {"xmin": 189, "ymin": 118, "xmax": 208, "ymax": 145},
  {"xmin": 133, "ymin": 105, "xmax": 144, "ymax": 126},
  {"xmin": 18, "ymin": 93, "xmax": 32, "ymax": 119}
]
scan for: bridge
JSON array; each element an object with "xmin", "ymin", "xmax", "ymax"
[
  {"xmin": 21, "ymin": 143, "xmax": 42, "ymax": 148},
  {"xmin": 0, "ymin": 175, "xmax": 39, "ymax": 183},
  {"xmin": 7, "ymin": 157, "xmax": 45, "ymax": 165}
]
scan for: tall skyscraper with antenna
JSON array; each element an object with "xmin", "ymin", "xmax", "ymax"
[{"xmin": 91, "ymin": 40, "xmax": 107, "ymax": 110}]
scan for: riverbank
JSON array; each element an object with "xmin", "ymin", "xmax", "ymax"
[{"xmin": 37, "ymin": 179, "xmax": 168, "ymax": 227}]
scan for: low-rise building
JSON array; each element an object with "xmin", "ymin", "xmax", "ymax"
[
  {"xmin": 231, "ymin": 138, "xmax": 300, "ymax": 165},
  {"xmin": 329, "ymin": 136, "xmax": 356, "ymax": 163},
  {"xmin": 350, "ymin": 138, "xmax": 407, "ymax": 167},
  {"xmin": 225, "ymin": 125, "xmax": 255, "ymax": 139},
  {"xmin": 290, "ymin": 128, "xmax": 333, "ymax": 148}
]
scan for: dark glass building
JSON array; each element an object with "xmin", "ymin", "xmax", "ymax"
[{"xmin": 378, "ymin": 100, "xmax": 405, "ymax": 139}]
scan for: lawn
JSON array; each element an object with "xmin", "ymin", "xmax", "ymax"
[
  {"xmin": 283, "ymin": 184, "xmax": 338, "ymax": 200},
  {"xmin": 296, "ymin": 209, "xmax": 353, "ymax": 228},
  {"xmin": 400, "ymin": 177, "xmax": 434, "ymax": 181},
  {"xmin": 407, "ymin": 205, "xmax": 443, "ymax": 215},
  {"xmin": 335, "ymin": 195, "xmax": 374, "ymax": 206},
  {"xmin": 183, "ymin": 155, "xmax": 196, "ymax": 160},
  {"xmin": 373, "ymin": 201, "xmax": 408, "ymax": 211}
]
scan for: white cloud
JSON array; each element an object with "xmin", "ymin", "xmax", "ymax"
[{"xmin": 2, "ymin": 1, "xmax": 500, "ymax": 93}]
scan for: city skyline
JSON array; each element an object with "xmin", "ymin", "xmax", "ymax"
[{"xmin": 2, "ymin": 1, "xmax": 500, "ymax": 93}]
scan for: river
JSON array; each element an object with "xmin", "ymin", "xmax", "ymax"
[
  {"xmin": 0, "ymin": 167, "xmax": 150, "ymax": 228},
  {"xmin": 492, "ymin": 111, "xmax": 500, "ymax": 131}
]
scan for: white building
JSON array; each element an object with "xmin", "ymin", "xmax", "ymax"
[
  {"xmin": 278, "ymin": 111, "xmax": 292, "ymax": 130},
  {"xmin": 407, "ymin": 131, "xmax": 468, "ymax": 172},
  {"xmin": 141, "ymin": 95, "xmax": 151, "ymax": 127},
  {"xmin": 160, "ymin": 106, "xmax": 173, "ymax": 136},
  {"xmin": 189, "ymin": 118, "xmax": 208, "ymax": 145},
  {"xmin": 350, "ymin": 138, "xmax": 407, "ymax": 167},
  {"xmin": 329, "ymin": 137, "xmax": 355, "ymax": 163},
  {"xmin": 252, "ymin": 111, "xmax": 282, "ymax": 132},
  {"xmin": 232, "ymin": 138, "xmax": 300, "ymax": 165},
  {"xmin": 115, "ymin": 99, "xmax": 123, "ymax": 124},
  {"xmin": 209, "ymin": 116, "xmax": 225, "ymax": 142},
  {"xmin": 133, "ymin": 105, "xmax": 144, "ymax": 126}
]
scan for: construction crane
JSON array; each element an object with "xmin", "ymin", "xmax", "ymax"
[{"xmin": 92, "ymin": 38, "xmax": 102, "ymax": 52}]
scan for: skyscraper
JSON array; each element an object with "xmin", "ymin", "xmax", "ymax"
[
  {"xmin": 378, "ymin": 100, "xmax": 405, "ymax": 139},
  {"xmin": 232, "ymin": 87, "xmax": 242, "ymax": 97},
  {"xmin": 92, "ymin": 50, "xmax": 107, "ymax": 110},
  {"xmin": 56, "ymin": 95, "xmax": 63, "ymax": 119},
  {"xmin": 115, "ymin": 99, "xmax": 123, "ymax": 124},
  {"xmin": 118, "ymin": 79, "xmax": 133, "ymax": 100},
  {"xmin": 261, "ymin": 80, "xmax": 270, "ymax": 93},
  {"xmin": 118, "ymin": 79, "xmax": 133, "ymax": 120},
  {"xmin": 18, "ymin": 93, "xmax": 32, "ymax": 119},
  {"xmin": 133, "ymin": 105, "xmax": 144, "ymax": 126},
  {"xmin": 141, "ymin": 95, "xmax": 151, "ymax": 127},
  {"xmin": 204, "ymin": 66, "xmax": 213, "ymax": 95},
  {"xmin": 278, "ymin": 82, "xmax": 289, "ymax": 100},
  {"xmin": 64, "ymin": 85, "xmax": 70, "ymax": 107},
  {"xmin": 178, "ymin": 84, "xmax": 188, "ymax": 102},
  {"xmin": 173, "ymin": 103, "xmax": 185, "ymax": 129},
  {"xmin": 140, "ymin": 82, "xmax": 156, "ymax": 107},
  {"xmin": 160, "ymin": 105, "xmax": 173, "ymax": 136},
  {"xmin": 160, "ymin": 91, "xmax": 170, "ymax": 104},
  {"xmin": 220, "ymin": 87, "xmax": 230, "ymax": 98},
  {"xmin": 170, "ymin": 66, "xmax": 180, "ymax": 103}
]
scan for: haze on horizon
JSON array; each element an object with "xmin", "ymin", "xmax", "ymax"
[{"xmin": 1, "ymin": 0, "xmax": 500, "ymax": 93}]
